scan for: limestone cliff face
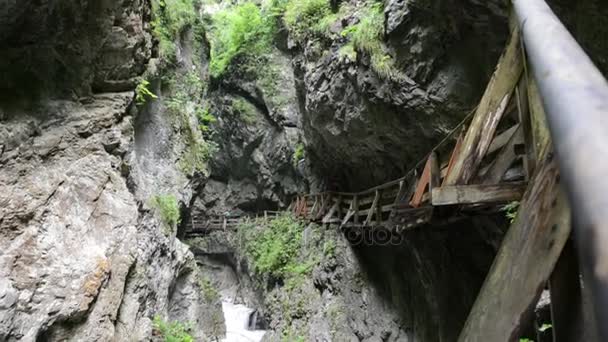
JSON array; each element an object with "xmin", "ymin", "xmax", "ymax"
[{"xmin": 0, "ymin": 0, "xmax": 223, "ymax": 340}]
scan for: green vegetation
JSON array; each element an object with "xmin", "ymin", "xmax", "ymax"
[
  {"xmin": 502, "ymin": 201, "xmax": 520, "ymax": 223},
  {"xmin": 153, "ymin": 316, "xmax": 194, "ymax": 342},
  {"xmin": 209, "ymin": 2, "xmax": 275, "ymax": 76},
  {"xmin": 283, "ymin": 0, "xmax": 332, "ymax": 41},
  {"xmin": 341, "ymin": 3, "xmax": 399, "ymax": 79},
  {"xmin": 539, "ymin": 323, "xmax": 552, "ymax": 332},
  {"xmin": 136, "ymin": 80, "xmax": 158, "ymax": 105},
  {"xmin": 150, "ymin": 194, "xmax": 181, "ymax": 233},
  {"xmin": 197, "ymin": 276, "xmax": 220, "ymax": 302},
  {"xmin": 239, "ymin": 214, "xmax": 306, "ymax": 279},
  {"xmin": 232, "ymin": 98, "xmax": 258, "ymax": 124},
  {"xmin": 292, "ymin": 143, "xmax": 305, "ymax": 166},
  {"xmin": 152, "ymin": 0, "xmax": 202, "ymax": 62}
]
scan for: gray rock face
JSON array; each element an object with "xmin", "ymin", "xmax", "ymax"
[
  {"xmin": 186, "ymin": 217, "xmax": 499, "ymax": 342},
  {"xmin": 200, "ymin": 50, "xmax": 309, "ymax": 213},
  {"xmin": 0, "ymin": 0, "xmax": 223, "ymax": 340},
  {"xmin": 0, "ymin": 0, "xmax": 152, "ymax": 99},
  {"xmin": 295, "ymin": 0, "xmax": 509, "ymax": 190}
]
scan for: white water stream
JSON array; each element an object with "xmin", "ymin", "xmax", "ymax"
[{"xmin": 221, "ymin": 300, "xmax": 266, "ymax": 342}]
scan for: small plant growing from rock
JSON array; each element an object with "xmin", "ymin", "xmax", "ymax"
[
  {"xmin": 501, "ymin": 201, "xmax": 520, "ymax": 224},
  {"xmin": 150, "ymin": 194, "xmax": 181, "ymax": 234},
  {"xmin": 153, "ymin": 315, "xmax": 194, "ymax": 342},
  {"xmin": 197, "ymin": 276, "xmax": 220, "ymax": 302},
  {"xmin": 136, "ymin": 79, "xmax": 158, "ymax": 105},
  {"xmin": 292, "ymin": 143, "xmax": 305, "ymax": 166}
]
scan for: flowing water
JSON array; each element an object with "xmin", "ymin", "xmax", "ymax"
[{"xmin": 221, "ymin": 300, "xmax": 266, "ymax": 342}]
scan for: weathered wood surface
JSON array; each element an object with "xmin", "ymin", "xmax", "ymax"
[
  {"xmin": 458, "ymin": 53, "xmax": 575, "ymax": 339},
  {"xmin": 481, "ymin": 126, "xmax": 524, "ymax": 184},
  {"xmin": 431, "ymin": 182, "xmax": 526, "ymax": 206},
  {"xmin": 457, "ymin": 153, "xmax": 571, "ymax": 341},
  {"xmin": 444, "ymin": 30, "xmax": 524, "ymax": 186}
]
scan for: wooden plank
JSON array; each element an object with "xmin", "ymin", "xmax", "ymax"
[
  {"xmin": 527, "ymin": 75, "xmax": 551, "ymax": 163},
  {"xmin": 457, "ymin": 152, "xmax": 571, "ymax": 341},
  {"xmin": 322, "ymin": 202, "xmax": 340, "ymax": 224},
  {"xmin": 365, "ymin": 190, "xmax": 380, "ymax": 226},
  {"xmin": 488, "ymin": 124, "xmax": 520, "ymax": 154},
  {"xmin": 409, "ymin": 155, "xmax": 433, "ymax": 208},
  {"xmin": 389, "ymin": 180, "xmax": 406, "ymax": 219},
  {"xmin": 431, "ymin": 182, "xmax": 526, "ymax": 206},
  {"xmin": 442, "ymin": 131, "xmax": 464, "ymax": 185},
  {"xmin": 444, "ymin": 29, "xmax": 523, "ymax": 186},
  {"xmin": 481, "ymin": 125, "xmax": 524, "ymax": 184}
]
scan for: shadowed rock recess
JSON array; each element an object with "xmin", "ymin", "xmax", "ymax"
[{"xmin": 1, "ymin": 0, "xmax": 607, "ymax": 341}]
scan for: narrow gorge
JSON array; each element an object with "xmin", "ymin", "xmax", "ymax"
[{"xmin": 1, "ymin": 0, "xmax": 607, "ymax": 341}]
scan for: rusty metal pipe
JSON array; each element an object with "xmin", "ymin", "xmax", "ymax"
[{"xmin": 513, "ymin": 0, "xmax": 608, "ymax": 339}]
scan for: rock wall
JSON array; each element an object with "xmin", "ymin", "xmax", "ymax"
[
  {"xmin": 0, "ymin": 0, "xmax": 224, "ymax": 340},
  {"xmin": 186, "ymin": 215, "xmax": 504, "ymax": 342}
]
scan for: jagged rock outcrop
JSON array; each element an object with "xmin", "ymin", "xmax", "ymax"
[
  {"xmin": 294, "ymin": 0, "xmax": 509, "ymax": 190},
  {"xmin": 0, "ymin": 0, "xmax": 224, "ymax": 340}
]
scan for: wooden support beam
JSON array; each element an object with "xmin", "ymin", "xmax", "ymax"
[
  {"xmin": 444, "ymin": 29, "xmax": 524, "ymax": 186},
  {"xmin": 457, "ymin": 153, "xmax": 571, "ymax": 341},
  {"xmin": 376, "ymin": 190, "xmax": 383, "ymax": 225},
  {"xmin": 429, "ymin": 151, "xmax": 440, "ymax": 202},
  {"xmin": 442, "ymin": 131, "xmax": 464, "ymax": 185},
  {"xmin": 481, "ymin": 125, "xmax": 524, "ymax": 184},
  {"xmin": 365, "ymin": 190, "xmax": 380, "ymax": 226},
  {"xmin": 431, "ymin": 182, "xmax": 526, "ymax": 206},
  {"xmin": 488, "ymin": 124, "xmax": 520, "ymax": 155},
  {"xmin": 389, "ymin": 180, "xmax": 406, "ymax": 219},
  {"xmin": 322, "ymin": 202, "xmax": 340, "ymax": 224},
  {"xmin": 410, "ymin": 154, "xmax": 433, "ymax": 208}
]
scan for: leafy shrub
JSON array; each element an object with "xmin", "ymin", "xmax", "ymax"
[
  {"xmin": 153, "ymin": 316, "xmax": 194, "ymax": 342},
  {"xmin": 283, "ymin": 0, "xmax": 332, "ymax": 41},
  {"xmin": 136, "ymin": 80, "xmax": 158, "ymax": 105},
  {"xmin": 209, "ymin": 2, "xmax": 275, "ymax": 76},
  {"xmin": 292, "ymin": 143, "xmax": 305, "ymax": 166},
  {"xmin": 152, "ymin": 0, "xmax": 201, "ymax": 61},
  {"xmin": 240, "ymin": 214, "xmax": 306, "ymax": 279},
  {"xmin": 197, "ymin": 276, "xmax": 220, "ymax": 302},
  {"xmin": 341, "ymin": 3, "xmax": 400, "ymax": 79},
  {"xmin": 151, "ymin": 194, "xmax": 181, "ymax": 231}
]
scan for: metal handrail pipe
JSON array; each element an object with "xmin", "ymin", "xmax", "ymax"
[{"xmin": 513, "ymin": 0, "xmax": 608, "ymax": 339}]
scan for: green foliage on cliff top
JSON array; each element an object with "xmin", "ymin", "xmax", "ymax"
[
  {"xmin": 151, "ymin": 194, "xmax": 181, "ymax": 232},
  {"xmin": 283, "ymin": 0, "xmax": 332, "ymax": 41},
  {"xmin": 152, "ymin": 0, "xmax": 202, "ymax": 62},
  {"xmin": 153, "ymin": 316, "xmax": 194, "ymax": 342},
  {"xmin": 341, "ymin": 3, "xmax": 400, "ymax": 79},
  {"xmin": 209, "ymin": 2, "xmax": 275, "ymax": 77}
]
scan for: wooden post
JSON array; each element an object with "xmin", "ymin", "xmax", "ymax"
[
  {"xmin": 376, "ymin": 190, "xmax": 383, "ymax": 225},
  {"xmin": 428, "ymin": 151, "xmax": 440, "ymax": 203},
  {"xmin": 443, "ymin": 131, "xmax": 465, "ymax": 185},
  {"xmin": 444, "ymin": 29, "xmax": 523, "ymax": 186},
  {"xmin": 410, "ymin": 154, "xmax": 433, "ymax": 208},
  {"xmin": 365, "ymin": 190, "xmax": 380, "ymax": 226}
]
